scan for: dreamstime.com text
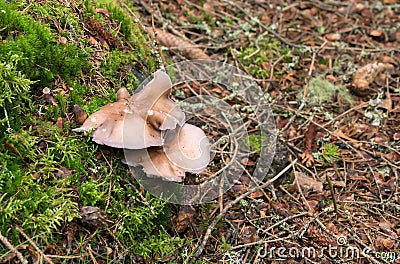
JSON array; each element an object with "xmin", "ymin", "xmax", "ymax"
[{"xmin": 256, "ymin": 237, "xmax": 400, "ymax": 262}]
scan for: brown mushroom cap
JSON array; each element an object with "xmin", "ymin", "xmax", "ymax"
[
  {"xmin": 72, "ymin": 71, "xmax": 185, "ymax": 149},
  {"xmin": 124, "ymin": 124, "xmax": 210, "ymax": 182},
  {"xmin": 163, "ymin": 124, "xmax": 210, "ymax": 173},
  {"xmin": 128, "ymin": 70, "xmax": 185, "ymax": 130}
]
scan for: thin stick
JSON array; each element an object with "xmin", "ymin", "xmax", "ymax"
[
  {"xmin": 193, "ymin": 159, "xmax": 297, "ymax": 258},
  {"xmin": 325, "ymin": 173, "xmax": 340, "ymax": 219},
  {"xmin": 16, "ymin": 226, "xmax": 55, "ymax": 264},
  {"xmin": 0, "ymin": 230, "xmax": 28, "ymax": 264}
]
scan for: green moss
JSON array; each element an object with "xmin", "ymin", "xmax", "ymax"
[
  {"xmin": 0, "ymin": 131, "xmax": 80, "ymax": 240},
  {"xmin": 237, "ymin": 37, "xmax": 292, "ymax": 79},
  {"xmin": 100, "ymin": 49, "xmax": 140, "ymax": 90},
  {"xmin": 247, "ymin": 133, "xmax": 267, "ymax": 155},
  {"xmin": 0, "ymin": 1, "xmax": 90, "ymax": 88},
  {"xmin": 0, "ymin": 0, "xmax": 181, "ymax": 261},
  {"xmin": 298, "ymin": 76, "xmax": 354, "ymax": 105},
  {"xmin": 0, "ymin": 54, "xmax": 36, "ymax": 130}
]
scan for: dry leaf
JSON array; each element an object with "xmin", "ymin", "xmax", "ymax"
[
  {"xmin": 375, "ymin": 236, "xmax": 395, "ymax": 250},
  {"xmin": 379, "ymin": 222, "xmax": 398, "ymax": 238},
  {"xmin": 373, "ymin": 133, "xmax": 390, "ymax": 143},
  {"xmin": 333, "ymin": 129, "xmax": 358, "ymax": 143},
  {"xmin": 330, "ymin": 180, "xmax": 346, "ymax": 188},
  {"xmin": 175, "ymin": 206, "xmax": 196, "ymax": 233},
  {"xmin": 381, "ymin": 56, "xmax": 397, "ymax": 65},
  {"xmin": 325, "ymin": 33, "xmax": 341, "ymax": 41},
  {"xmin": 289, "ymin": 172, "xmax": 323, "ymax": 193},
  {"xmin": 351, "ymin": 62, "xmax": 387, "ymax": 96},
  {"xmin": 300, "ymin": 123, "xmax": 317, "ymax": 167},
  {"xmin": 241, "ymin": 226, "xmax": 260, "ymax": 244},
  {"xmin": 56, "ymin": 166, "xmax": 76, "ymax": 178},
  {"xmin": 307, "ymin": 199, "xmax": 319, "ymax": 211},
  {"xmin": 249, "ymin": 190, "xmax": 264, "ymax": 199},
  {"xmin": 203, "ymin": 0, "xmax": 215, "ymax": 17},
  {"xmin": 370, "ymin": 30, "xmax": 384, "ymax": 37},
  {"xmin": 379, "ymin": 92, "xmax": 392, "ymax": 111}
]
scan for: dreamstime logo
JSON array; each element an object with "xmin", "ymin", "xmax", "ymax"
[
  {"xmin": 257, "ymin": 236, "xmax": 400, "ymax": 262},
  {"xmin": 123, "ymin": 60, "xmax": 276, "ymax": 205}
]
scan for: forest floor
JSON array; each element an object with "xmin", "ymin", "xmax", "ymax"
[
  {"xmin": 135, "ymin": 0, "xmax": 400, "ymax": 263},
  {"xmin": 0, "ymin": 0, "xmax": 399, "ymax": 263}
]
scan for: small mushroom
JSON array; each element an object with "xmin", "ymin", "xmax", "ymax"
[
  {"xmin": 73, "ymin": 71, "xmax": 185, "ymax": 149},
  {"xmin": 124, "ymin": 124, "xmax": 210, "ymax": 182}
]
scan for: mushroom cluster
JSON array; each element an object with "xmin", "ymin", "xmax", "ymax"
[{"xmin": 73, "ymin": 70, "xmax": 210, "ymax": 182}]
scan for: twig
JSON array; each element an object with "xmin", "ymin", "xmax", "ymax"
[
  {"xmin": 193, "ymin": 159, "xmax": 297, "ymax": 258},
  {"xmin": 87, "ymin": 245, "xmax": 98, "ymax": 264},
  {"xmin": 0, "ymin": 230, "xmax": 28, "ymax": 264},
  {"xmin": 15, "ymin": 226, "xmax": 55, "ymax": 264},
  {"xmin": 45, "ymin": 254, "xmax": 88, "ymax": 260},
  {"xmin": 325, "ymin": 172, "xmax": 340, "ymax": 219}
]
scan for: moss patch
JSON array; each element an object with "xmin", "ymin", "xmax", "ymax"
[{"xmin": 0, "ymin": 0, "xmax": 183, "ymax": 261}]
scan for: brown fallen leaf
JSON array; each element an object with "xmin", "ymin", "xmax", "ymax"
[
  {"xmin": 249, "ymin": 190, "xmax": 264, "ymax": 199},
  {"xmin": 148, "ymin": 28, "xmax": 210, "ymax": 60},
  {"xmin": 373, "ymin": 133, "xmax": 390, "ymax": 144},
  {"xmin": 288, "ymin": 172, "xmax": 323, "ymax": 193},
  {"xmin": 55, "ymin": 166, "xmax": 76, "ymax": 178},
  {"xmin": 375, "ymin": 235, "xmax": 395, "ymax": 250},
  {"xmin": 351, "ymin": 62, "xmax": 387, "ymax": 96},
  {"xmin": 240, "ymin": 225, "xmax": 260, "ymax": 244},
  {"xmin": 299, "ymin": 150, "xmax": 314, "ymax": 168},
  {"xmin": 379, "ymin": 91, "xmax": 392, "ymax": 111},
  {"xmin": 381, "ymin": 56, "xmax": 397, "ymax": 65},
  {"xmin": 333, "ymin": 129, "xmax": 358, "ymax": 143},
  {"xmin": 325, "ymin": 33, "xmax": 341, "ymax": 41},
  {"xmin": 299, "ymin": 123, "xmax": 317, "ymax": 167},
  {"xmin": 370, "ymin": 30, "xmax": 384, "ymax": 37},
  {"xmin": 330, "ymin": 180, "xmax": 346, "ymax": 188},
  {"xmin": 307, "ymin": 199, "xmax": 320, "ymax": 211},
  {"xmin": 379, "ymin": 222, "xmax": 398, "ymax": 238},
  {"xmin": 175, "ymin": 205, "xmax": 196, "ymax": 233},
  {"xmin": 203, "ymin": 0, "xmax": 215, "ymax": 17}
]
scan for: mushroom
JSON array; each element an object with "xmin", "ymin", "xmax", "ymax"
[
  {"xmin": 124, "ymin": 124, "xmax": 210, "ymax": 182},
  {"xmin": 72, "ymin": 71, "xmax": 185, "ymax": 149}
]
